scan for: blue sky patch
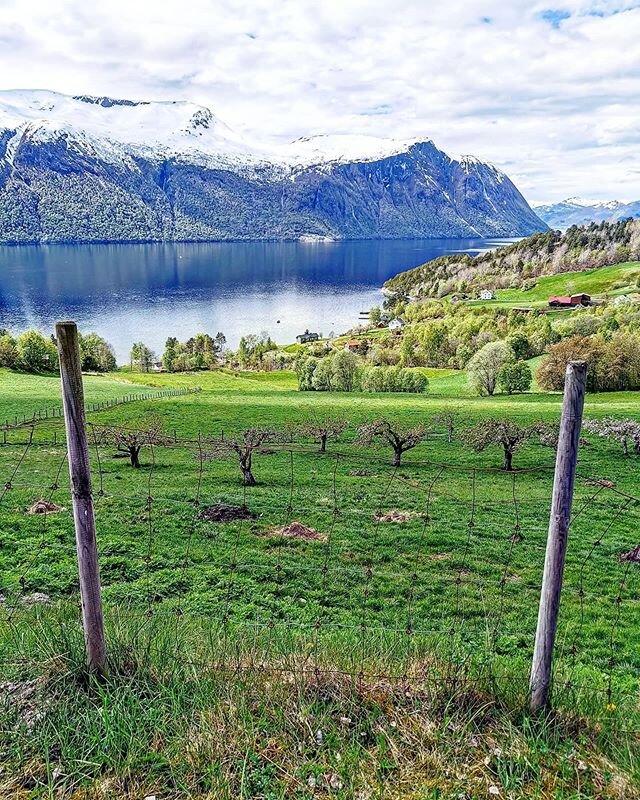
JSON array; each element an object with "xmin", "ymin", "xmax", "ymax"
[{"xmin": 539, "ymin": 8, "xmax": 571, "ymax": 28}]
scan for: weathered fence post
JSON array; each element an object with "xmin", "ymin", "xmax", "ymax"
[
  {"xmin": 529, "ymin": 360, "xmax": 587, "ymax": 713},
  {"xmin": 56, "ymin": 321, "xmax": 107, "ymax": 676}
]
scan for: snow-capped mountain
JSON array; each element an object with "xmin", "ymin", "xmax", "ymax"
[
  {"xmin": 0, "ymin": 90, "xmax": 547, "ymax": 244},
  {"xmin": 534, "ymin": 197, "xmax": 640, "ymax": 230}
]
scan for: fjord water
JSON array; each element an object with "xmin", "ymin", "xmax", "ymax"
[{"xmin": 0, "ymin": 239, "xmax": 512, "ymax": 362}]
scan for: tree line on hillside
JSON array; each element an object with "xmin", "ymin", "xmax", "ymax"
[{"xmin": 383, "ymin": 217, "xmax": 640, "ymax": 300}]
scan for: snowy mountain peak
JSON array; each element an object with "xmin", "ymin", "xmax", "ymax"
[
  {"xmin": 0, "ymin": 90, "xmax": 476, "ymax": 172},
  {"xmin": 0, "ymin": 89, "xmax": 253, "ymax": 164},
  {"xmin": 534, "ymin": 197, "xmax": 640, "ymax": 229},
  {"xmin": 561, "ymin": 196, "xmax": 623, "ymax": 210},
  {"xmin": 72, "ymin": 95, "xmax": 150, "ymax": 108}
]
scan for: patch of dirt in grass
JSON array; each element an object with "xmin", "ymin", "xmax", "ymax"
[
  {"xmin": 620, "ymin": 544, "xmax": 640, "ymax": 563},
  {"xmin": 198, "ymin": 504, "xmax": 256, "ymax": 523},
  {"xmin": 428, "ymin": 552, "xmax": 451, "ymax": 562},
  {"xmin": 273, "ymin": 521, "xmax": 327, "ymax": 542},
  {"xmin": 26, "ymin": 499, "xmax": 64, "ymax": 515},
  {"xmin": 22, "ymin": 593, "xmax": 51, "ymax": 607},
  {"xmin": 375, "ymin": 509, "xmax": 423, "ymax": 524},
  {"xmin": 0, "ymin": 678, "xmax": 47, "ymax": 731}
]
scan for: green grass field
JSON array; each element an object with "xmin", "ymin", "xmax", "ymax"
[
  {"xmin": 495, "ymin": 261, "xmax": 640, "ymax": 306},
  {"xmin": 0, "ymin": 367, "xmax": 638, "ymax": 798},
  {"xmin": 500, "ymin": 261, "xmax": 640, "ymax": 302}
]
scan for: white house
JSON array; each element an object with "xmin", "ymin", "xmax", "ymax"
[
  {"xmin": 479, "ymin": 289, "xmax": 495, "ymax": 300},
  {"xmin": 388, "ymin": 318, "xmax": 405, "ymax": 332}
]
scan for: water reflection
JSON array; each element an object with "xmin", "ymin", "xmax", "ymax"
[{"xmin": 0, "ymin": 239, "xmax": 513, "ymax": 362}]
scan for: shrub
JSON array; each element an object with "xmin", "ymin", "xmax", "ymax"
[
  {"xmin": 497, "ymin": 361, "xmax": 532, "ymax": 394},
  {"xmin": 361, "ymin": 366, "xmax": 428, "ymax": 393}
]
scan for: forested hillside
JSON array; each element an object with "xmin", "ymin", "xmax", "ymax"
[{"xmin": 384, "ymin": 218, "xmax": 640, "ymax": 299}]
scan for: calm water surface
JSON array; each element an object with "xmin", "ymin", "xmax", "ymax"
[{"xmin": 0, "ymin": 239, "xmax": 513, "ymax": 362}]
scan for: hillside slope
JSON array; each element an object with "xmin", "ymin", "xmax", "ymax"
[
  {"xmin": 0, "ymin": 90, "xmax": 546, "ymax": 243},
  {"xmin": 384, "ymin": 218, "xmax": 640, "ymax": 299}
]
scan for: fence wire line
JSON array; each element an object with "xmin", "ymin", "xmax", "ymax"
[{"xmin": 0, "ymin": 422, "xmax": 638, "ymax": 717}]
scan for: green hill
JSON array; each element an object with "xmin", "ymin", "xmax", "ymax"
[
  {"xmin": 497, "ymin": 261, "xmax": 640, "ymax": 303},
  {"xmin": 383, "ymin": 218, "xmax": 640, "ymax": 300}
]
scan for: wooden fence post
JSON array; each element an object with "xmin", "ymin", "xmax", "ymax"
[
  {"xmin": 56, "ymin": 321, "xmax": 107, "ymax": 676},
  {"xmin": 529, "ymin": 360, "xmax": 587, "ymax": 713}
]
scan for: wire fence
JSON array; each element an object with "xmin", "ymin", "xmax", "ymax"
[
  {"xmin": 1, "ymin": 385, "xmax": 201, "ymax": 433},
  {"xmin": 0, "ymin": 417, "xmax": 638, "ymax": 726}
]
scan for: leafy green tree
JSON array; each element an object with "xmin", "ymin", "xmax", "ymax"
[
  {"xmin": 311, "ymin": 357, "xmax": 334, "ymax": 391},
  {"xmin": 331, "ymin": 350, "xmax": 360, "ymax": 392},
  {"xmin": 294, "ymin": 355, "xmax": 318, "ymax": 391},
  {"xmin": 130, "ymin": 342, "xmax": 156, "ymax": 372},
  {"xmin": 16, "ymin": 330, "xmax": 58, "ymax": 373},
  {"xmin": 506, "ymin": 332, "xmax": 530, "ymax": 361},
  {"xmin": 497, "ymin": 361, "xmax": 532, "ymax": 394},
  {"xmin": 0, "ymin": 333, "xmax": 18, "ymax": 368},
  {"xmin": 369, "ymin": 306, "xmax": 382, "ymax": 325},
  {"xmin": 163, "ymin": 337, "xmax": 179, "ymax": 371},
  {"xmin": 466, "ymin": 341, "xmax": 512, "ymax": 396},
  {"xmin": 79, "ymin": 332, "xmax": 117, "ymax": 372}
]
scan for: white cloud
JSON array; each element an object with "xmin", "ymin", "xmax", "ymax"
[{"xmin": 1, "ymin": 0, "xmax": 639, "ymax": 201}]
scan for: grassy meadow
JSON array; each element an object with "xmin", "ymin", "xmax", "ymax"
[{"xmin": 0, "ymin": 365, "xmax": 638, "ymax": 798}]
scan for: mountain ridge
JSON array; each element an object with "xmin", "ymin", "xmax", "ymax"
[
  {"xmin": 534, "ymin": 197, "xmax": 640, "ymax": 230},
  {"xmin": 0, "ymin": 90, "xmax": 547, "ymax": 244}
]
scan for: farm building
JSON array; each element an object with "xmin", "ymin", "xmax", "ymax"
[
  {"xmin": 344, "ymin": 339, "xmax": 364, "ymax": 352},
  {"xmin": 479, "ymin": 289, "xmax": 495, "ymax": 300},
  {"xmin": 548, "ymin": 294, "xmax": 591, "ymax": 308},
  {"xmin": 388, "ymin": 318, "xmax": 405, "ymax": 332},
  {"xmin": 296, "ymin": 330, "xmax": 319, "ymax": 344}
]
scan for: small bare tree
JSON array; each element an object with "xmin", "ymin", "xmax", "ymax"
[
  {"xmin": 297, "ymin": 415, "xmax": 349, "ymax": 453},
  {"xmin": 462, "ymin": 418, "xmax": 546, "ymax": 471},
  {"xmin": 357, "ymin": 418, "xmax": 429, "ymax": 466},
  {"xmin": 432, "ymin": 409, "xmax": 460, "ymax": 443},
  {"xmin": 583, "ymin": 417, "xmax": 640, "ymax": 456},
  {"xmin": 100, "ymin": 416, "xmax": 166, "ymax": 468},
  {"xmin": 204, "ymin": 428, "xmax": 277, "ymax": 485}
]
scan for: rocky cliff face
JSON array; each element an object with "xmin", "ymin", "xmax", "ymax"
[{"xmin": 0, "ymin": 91, "xmax": 547, "ymax": 243}]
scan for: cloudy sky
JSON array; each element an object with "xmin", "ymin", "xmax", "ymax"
[{"xmin": 1, "ymin": 0, "xmax": 639, "ymax": 203}]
